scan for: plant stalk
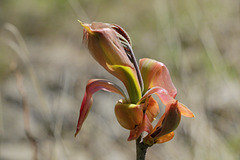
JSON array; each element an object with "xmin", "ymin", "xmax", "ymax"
[{"xmin": 136, "ymin": 136, "xmax": 148, "ymax": 160}]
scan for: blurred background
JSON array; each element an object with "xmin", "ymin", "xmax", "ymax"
[{"xmin": 0, "ymin": 0, "xmax": 240, "ymax": 159}]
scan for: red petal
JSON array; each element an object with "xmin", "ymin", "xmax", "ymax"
[
  {"xmin": 75, "ymin": 79, "xmax": 126, "ymax": 137},
  {"xmin": 139, "ymin": 58, "xmax": 177, "ymax": 97}
]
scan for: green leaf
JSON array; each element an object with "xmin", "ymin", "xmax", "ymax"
[{"xmin": 109, "ymin": 64, "xmax": 141, "ymax": 103}]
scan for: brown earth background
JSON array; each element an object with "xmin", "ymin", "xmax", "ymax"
[{"xmin": 0, "ymin": 0, "xmax": 240, "ymax": 159}]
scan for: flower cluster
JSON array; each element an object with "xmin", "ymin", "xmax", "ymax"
[{"xmin": 75, "ymin": 21, "xmax": 194, "ymax": 146}]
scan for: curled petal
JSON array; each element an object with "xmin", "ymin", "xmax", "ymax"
[
  {"xmin": 139, "ymin": 87, "xmax": 174, "ymax": 106},
  {"xmin": 75, "ymin": 79, "xmax": 126, "ymax": 137},
  {"xmin": 127, "ymin": 114, "xmax": 153, "ymax": 141},
  {"xmin": 150, "ymin": 101, "xmax": 181, "ymax": 139},
  {"xmin": 139, "ymin": 87, "xmax": 194, "ymax": 117},
  {"xmin": 139, "ymin": 58, "xmax": 177, "ymax": 97},
  {"xmin": 143, "ymin": 101, "xmax": 181, "ymax": 145}
]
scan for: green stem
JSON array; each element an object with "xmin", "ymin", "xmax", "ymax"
[{"xmin": 136, "ymin": 136, "xmax": 148, "ymax": 160}]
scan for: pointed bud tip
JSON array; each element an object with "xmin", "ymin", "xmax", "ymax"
[
  {"xmin": 78, "ymin": 20, "xmax": 94, "ymax": 35},
  {"xmin": 77, "ymin": 20, "xmax": 83, "ymax": 25}
]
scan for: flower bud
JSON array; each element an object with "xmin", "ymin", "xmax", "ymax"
[{"xmin": 80, "ymin": 21, "xmax": 141, "ymax": 103}]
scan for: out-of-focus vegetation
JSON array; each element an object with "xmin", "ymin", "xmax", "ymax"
[{"xmin": 0, "ymin": 0, "xmax": 240, "ymax": 160}]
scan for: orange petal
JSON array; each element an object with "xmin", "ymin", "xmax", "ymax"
[
  {"xmin": 155, "ymin": 132, "xmax": 175, "ymax": 143},
  {"xmin": 145, "ymin": 96, "xmax": 160, "ymax": 122},
  {"xmin": 127, "ymin": 114, "xmax": 153, "ymax": 141},
  {"xmin": 75, "ymin": 79, "xmax": 126, "ymax": 137},
  {"xmin": 143, "ymin": 131, "xmax": 175, "ymax": 145},
  {"xmin": 139, "ymin": 87, "xmax": 194, "ymax": 119},
  {"xmin": 115, "ymin": 102, "xmax": 143, "ymax": 130},
  {"xmin": 178, "ymin": 102, "xmax": 195, "ymax": 118}
]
